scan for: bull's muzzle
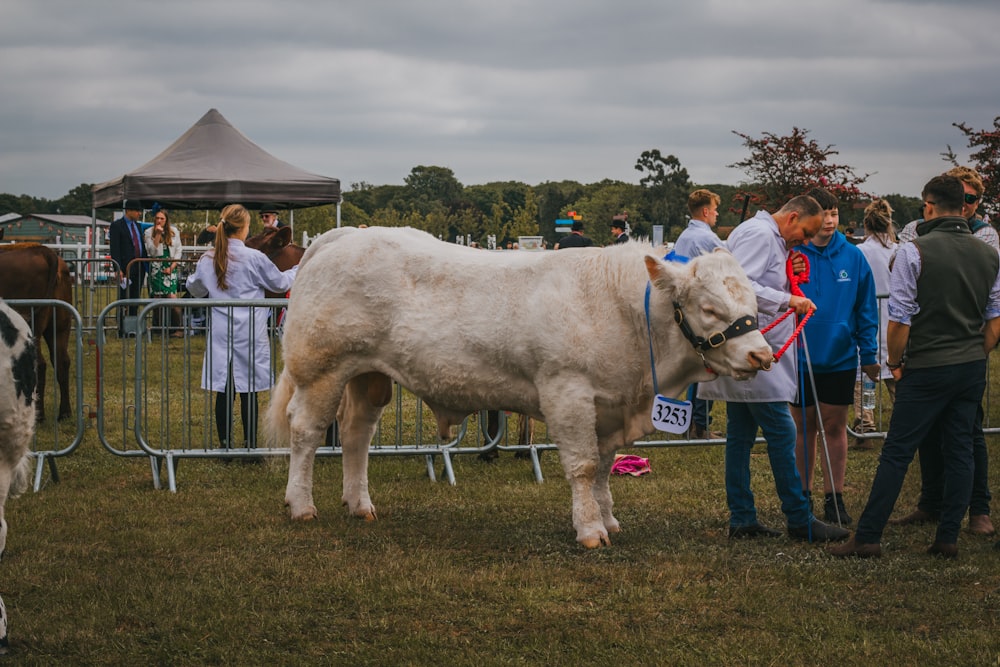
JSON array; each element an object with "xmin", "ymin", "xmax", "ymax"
[{"xmin": 748, "ymin": 349, "xmax": 774, "ymax": 371}]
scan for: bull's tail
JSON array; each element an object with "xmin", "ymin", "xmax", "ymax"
[{"xmin": 265, "ymin": 370, "xmax": 294, "ymax": 448}]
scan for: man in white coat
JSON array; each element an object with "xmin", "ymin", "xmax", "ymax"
[{"xmin": 699, "ymin": 195, "xmax": 850, "ymax": 542}]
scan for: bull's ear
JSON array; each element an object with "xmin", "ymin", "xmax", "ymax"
[
  {"xmin": 644, "ymin": 255, "xmax": 684, "ymax": 294},
  {"xmin": 275, "ymin": 226, "xmax": 293, "ymax": 247}
]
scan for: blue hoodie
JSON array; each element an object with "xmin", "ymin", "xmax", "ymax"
[{"xmin": 796, "ymin": 231, "xmax": 878, "ymax": 372}]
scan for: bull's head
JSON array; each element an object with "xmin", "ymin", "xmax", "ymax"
[{"xmin": 644, "ymin": 249, "xmax": 773, "ymax": 379}]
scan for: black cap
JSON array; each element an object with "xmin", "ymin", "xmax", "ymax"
[
  {"xmin": 123, "ymin": 200, "xmax": 142, "ymax": 211},
  {"xmin": 261, "ymin": 206, "xmax": 279, "ymax": 215},
  {"xmin": 611, "ymin": 220, "xmax": 626, "ymax": 229}
]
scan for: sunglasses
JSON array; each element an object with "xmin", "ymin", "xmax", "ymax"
[{"xmin": 965, "ymin": 193, "xmax": 981, "ymax": 205}]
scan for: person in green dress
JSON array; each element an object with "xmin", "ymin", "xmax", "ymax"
[{"xmin": 143, "ymin": 208, "xmax": 184, "ymax": 336}]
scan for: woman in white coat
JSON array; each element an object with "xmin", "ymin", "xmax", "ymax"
[
  {"xmin": 852, "ymin": 199, "xmax": 898, "ymax": 447},
  {"xmin": 186, "ymin": 204, "xmax": 297, "ymax": 449}
]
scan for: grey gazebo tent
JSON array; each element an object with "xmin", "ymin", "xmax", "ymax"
[{"xmin": 92, "ymin": 108, "xmax": 341, "ymax": 211}]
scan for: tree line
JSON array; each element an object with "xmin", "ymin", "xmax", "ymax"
[{"xmin": 5, "ymin": 119, "xmax": 996, "ymax": 246}]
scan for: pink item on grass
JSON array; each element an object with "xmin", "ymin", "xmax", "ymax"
[{"xmin": 611, "ymin": 454, "xmax": 651, "ymax": 476}]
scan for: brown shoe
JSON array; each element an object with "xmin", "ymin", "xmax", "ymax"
[
  {"xmin": 968, "ymin": 514, "xmax": 996, "ymax": 536},
  {"xmin": 689, "ymin": 425, "xmax": 723, "ymax": 440},
  {"xmin": 927, "ymin": 542, "xmax": 958, "ymax": 559},
  {"xmin": 850, "ymin": 436, "xmax": 875, "ymax": 451},
  {"xmin": 889, "ymin": 508, "xmax": 937, "ymax": 526},
  {"xmin": 828, "ymin": 536, "xmax": 882, "ymax": 558}
]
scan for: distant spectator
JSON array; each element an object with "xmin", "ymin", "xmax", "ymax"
[
  {"xmin": 260, "ymin": 207, "xmax": 285, "ymax": 229},
  {"xmin": 853, "ymin": 199, "xmax": 898, "ymax": 448},
  {"xmin": 144, "ymin": 208, "xmax": 184, "ymax": 337},
  {"xmin": 555, "ymin": 221, "xmax": 593, "ymax": 250},
  {"xmin": 610, "ymin": 219, "xmax": 629, "ymax": 244},
  {"xmin": 675, "ymin": 189, "xmax": 725, "ymax": 439}
]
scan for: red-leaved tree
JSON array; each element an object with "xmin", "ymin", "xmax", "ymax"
[
  {"xmin": 949, "ymin": 116, "xmax": 1000, "ymax": 218},
  {"xmin": 729, "ymin": 127, "xmax": 870, "ymax": 215}
]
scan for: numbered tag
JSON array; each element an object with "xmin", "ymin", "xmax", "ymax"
[{"xmin": 651, "ymin": 394, "xmax": 692, "ymax": 434}]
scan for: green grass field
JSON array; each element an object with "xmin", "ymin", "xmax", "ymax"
[{"xmin": 5, "ymin": 304, "xmax": 1000, "ymax": 665}]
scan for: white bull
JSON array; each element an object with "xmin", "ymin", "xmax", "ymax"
[
  {"xmin": 267, "ymin": 227, "xmax": 772, "ymax": 547},
  {"xmin": 0, "ymin": 299, "xmax": 36, "ymax": 559}
]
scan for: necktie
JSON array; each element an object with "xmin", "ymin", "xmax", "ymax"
[{"xmin": 130, "ymin": 222, "xmax": 141, "ymax": 255}]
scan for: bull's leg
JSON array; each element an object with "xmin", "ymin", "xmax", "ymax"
[
  {"xmin": 542, "ymin": 386, "xmax": 608, "ymax": 548},
  {"xmin": 594, "ymin": 447, "xmax": 620, "ymax": 535},
  {"xmin": 285, "ymin": 381, "xmax": 339, "ymax": 521},
  {"xmin": 338, "ymin": 373, "xmax": 390, "ymax": 521}
]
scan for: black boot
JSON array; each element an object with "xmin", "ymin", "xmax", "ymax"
[{"xmin": 824, "ymin": 492, "xmax": 853, "ymax": 526}]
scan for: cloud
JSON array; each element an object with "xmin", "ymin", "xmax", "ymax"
[{"xmin": 0, "ymin": 0, "xmax": 997, "ymax": 200}]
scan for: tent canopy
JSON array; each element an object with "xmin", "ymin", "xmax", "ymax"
[{"xmin": 92, "ymin": 109, "xmax": 340, "ymax": 210}]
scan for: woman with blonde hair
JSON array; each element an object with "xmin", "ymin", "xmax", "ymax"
[
  {"xmin": 144, "ymin": 206, "xmax": 184, "ymax": 336},
  {"xmin": 186, "ymin": 204, "xmax": 298, "ymax": 451},
  {"xmin": 852, "ymin": 199, "xmax": 898, "ymax": 448}
]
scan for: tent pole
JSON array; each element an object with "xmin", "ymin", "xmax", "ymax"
[{"xmin": 336, "ymin": 201, "xmax": 341, "ymax": 228}]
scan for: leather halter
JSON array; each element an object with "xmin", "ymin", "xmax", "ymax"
[{"xmin": 672, "ymin": 301, "xmax": 758, "ymax": 352}]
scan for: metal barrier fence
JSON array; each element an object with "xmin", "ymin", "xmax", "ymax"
[
  {"xmin": 16, "ymin": 294, "xmax": 999, "ymax": 490},
  {"xmin": 4, "ymin": 299, "xmax": 86, "ymax": 491},
  {"xmin": 95, "ymin": 299, "xmax": 506, "ymax": 491}
]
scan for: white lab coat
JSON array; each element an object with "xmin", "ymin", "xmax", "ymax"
[
  {"xmin": 856, "ymin": 237, "xmax": 896, "ymax": 379},
  {"xmin": 185, "ymin": 239, "xmax": 297, "ymax": 392},
  {"xmin": 698, "ymin": 210, "xmax": 799, "ymax": 402}
]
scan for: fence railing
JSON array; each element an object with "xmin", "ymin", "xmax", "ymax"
[{"xmin": 10, "ymin": 295, "xmax": 998, "ymax": 490}]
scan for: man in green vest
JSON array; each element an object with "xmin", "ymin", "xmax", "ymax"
[{"xmin": 830, "ymin": 174, "xmax": 1000, "ymax": 559}]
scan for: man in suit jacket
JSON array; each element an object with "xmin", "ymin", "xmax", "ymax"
[{"xmin": 109, "ymin": 200, "xmax": 148, "ymax": 335}]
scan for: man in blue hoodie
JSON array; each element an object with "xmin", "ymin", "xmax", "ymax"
[{"xmin": 791, "ymin": 188, "xmax": 879, "ymax": 526}]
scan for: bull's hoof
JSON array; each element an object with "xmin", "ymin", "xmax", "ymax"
[
  {"xmin": 342, "ymin": 498, "xmax": 377, "ymax": 521},
  {"xmin": 287, "ymin": 503, "xmax": 318, "ymax": 521},
  {"xmin": 347, "ymin": 504, "xmax": 377, "ymax": 521},
  {"xmin": 578, "ymin": 532, "xmax": 611, "ymax": 549}
]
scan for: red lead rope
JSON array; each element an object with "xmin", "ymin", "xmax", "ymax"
[{"xmin": 759, "ymin": 252, "xmax": 814, "ymax": 362}]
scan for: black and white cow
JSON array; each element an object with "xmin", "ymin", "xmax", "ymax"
[{"xmin": 0, "ymin": 298, "xmax": 36, "ymax": 559}]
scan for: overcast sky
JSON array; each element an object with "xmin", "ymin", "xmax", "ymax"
[{"xmin": 2, "ymin": 0, "xmax": 998, "ymax": 202}]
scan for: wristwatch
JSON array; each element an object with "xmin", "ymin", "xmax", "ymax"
[{"xmin": 886, "ymin": 360, "xmax": 903, "ymax": 370}]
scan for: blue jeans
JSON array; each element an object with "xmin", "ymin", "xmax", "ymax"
[
  {"xmin": 687, "ymin": 384, "xmax": 713, "ymax": 429},
  {"xmin": 725, "ymin": 401, "xmax": 812, "ymax": 529},
  {"xmin": 855, "ymin": 361, "xmax": 985, "ymax": 545}
]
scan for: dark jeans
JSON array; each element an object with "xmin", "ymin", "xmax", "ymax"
[
  {"xmin": 916, "ymin": 403, "xmax": 991, "ymax": 517},
  {"xmin": 855, "ymin": 360, "xmax": 986, "ymax": 545},
  {"xmin": 687, "ymin": 384, "xmax": 713, "ymax": 429}
]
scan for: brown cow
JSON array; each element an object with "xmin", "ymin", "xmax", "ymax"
[
  {"xmin": 0, "ymin": 244, "xmax": 73, "ymax": 422},
  {"xmin": 245, "ymin": 227, "xmax": 305, "ymax": 297}
]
